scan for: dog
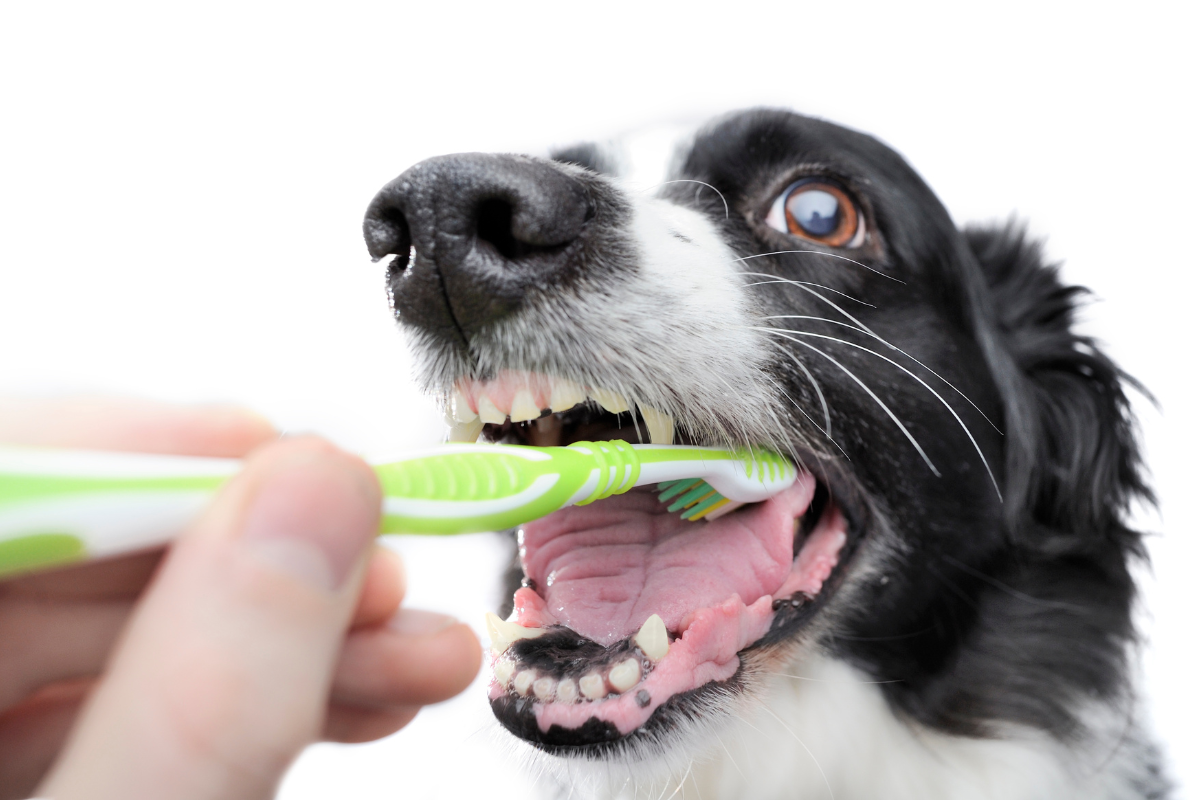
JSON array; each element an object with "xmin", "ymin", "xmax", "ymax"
[{"xmin": 362, "ymin": 109, "xmax": 1169, "ymax": 799}]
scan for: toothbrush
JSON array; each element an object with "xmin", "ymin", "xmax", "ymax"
[{"xmin": 0, "ymin": 440, "xmax": 797, "ymax": 579}]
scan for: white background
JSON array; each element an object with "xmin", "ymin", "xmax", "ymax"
[{"xmin": 1, "ymin": 1, "xmax": 1196, "ymax": 797}]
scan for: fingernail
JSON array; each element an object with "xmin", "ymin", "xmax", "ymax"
[
  {"xmin": 388, "ymin": 608, "xmax": 459, "ymax": 635},
  {"xmin": 241, "ymin": 456, "xmax": 379, "ymax": 591}
]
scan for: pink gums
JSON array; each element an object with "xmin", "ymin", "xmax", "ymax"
[
  {"xmin": 489, "ymin": 472, "xmax": 849, "ymax": 736},
  {"xmin": 457, "ymin": 371, "xmax": 555, "ymax": 414}
]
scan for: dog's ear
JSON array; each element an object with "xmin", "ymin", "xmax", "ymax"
[{"xmin": 965, "ymin": 222, "xmax": 1150, "ymax": 553}]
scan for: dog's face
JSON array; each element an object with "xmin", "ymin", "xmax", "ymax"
[{"xmin": 364, "ymin": 109, "xmax": 1149, "ymax": 780}]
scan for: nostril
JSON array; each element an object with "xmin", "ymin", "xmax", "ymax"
[
  {"xmin": 476, "ymin": 198, "xmax": 532, "ymax": 261},
  {"xmin": 363, "ymin": 200, "xmax": 412, "ymax": 264}
]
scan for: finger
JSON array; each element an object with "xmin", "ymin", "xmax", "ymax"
[
  {"xmin": 0, "ymin": 395, "xmax": 276, "ymax": 456},
  {"xmin": 39, "ymin": 436, "xmax": 380, "ymax": 800},
  {"xmin": 350, "ymin": 545, "xmax": 405, "ymax": 629},
  {"xmin": 331, "ymin": 609, "xmax": 482, "ymax": 708},
  {"xmin": 0, "ymin": 679, "xmax": 92, "ymax": 800},
  {"xmin": 321, "ymin": 703, "xmax": 420, "ymax": 744},
  {"xmin": 0, "ymin": 598, "xmax": 131, "ymax": 712}
]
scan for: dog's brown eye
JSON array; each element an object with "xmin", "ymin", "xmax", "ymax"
[{"xmin": 766, "ymin": 179, "xmax": 864, "ymax": 248}]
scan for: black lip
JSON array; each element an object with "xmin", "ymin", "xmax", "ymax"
[
  {"xmin": 491, "ymin": 667, "xmax": 749, "ymax": 756},
  {"xmin": 492, "ymin": 452, "xmax": 870, "ymax": 755}
]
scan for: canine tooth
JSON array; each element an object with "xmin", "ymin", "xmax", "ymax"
[
  {"xmin": 590, "ymin": 388, "xmax": 630, "ymax": 414},
  {"xmin": 556, "ymin": 679, "xmax": 579, "ymax": 704},
  {"xmin": 633, "ymin": 614, "xmax": 670, "ymax": 662},
  {"xmin": 477, "ymin": 394, "xmax": 507, "ymax": 424},
  {"xmin": 513, "ymin": 669, "xmax": 536, "ymax": 697},
  {"xmin": 451, "ymin": 388, "xmax": 477, "ymax": 423},
  {"xmin": 608, "ymin": 658, "xmax": 641, "ymax": 693},
  {"xmin": 639, "ymin": 405, "xmax": 674, "ymax": 445},
  {"xmin": 494, "ymin": 658, "xmax": 515, "ymax": 686},
  {"xmin": 510, "ymin": 389, "xmax": 541, "ymax": 422},
  {"xmin": 549, "ymin": 378, "xmax": 586, "ymax": 412},
  {"xmin": 446, "ymin": 418, "xmax": 484, "ymax": 443},
  {"xmin": 533, "ymin": 676, "xmax": 557, "ymax": 702},
  {"xmin": 484, "ymin": 612, "xmax": 547, "ymax": 654},
  {"xmin": 579, "ymin": 672, "xmax": 607, "ymax": 700}
]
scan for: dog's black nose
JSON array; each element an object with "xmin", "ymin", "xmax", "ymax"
[{"xmin": 363, "ymin": 154, "xmax": 592, "ymax": 341}]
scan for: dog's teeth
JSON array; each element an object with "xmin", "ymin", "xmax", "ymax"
[
  {"xmin": 549, "ymin": 378, "xmax": 586, "ymax": 412},
  {"xmin": 590, "ymin": 388, "xmax": 630, "ymax": 414},
  {"xmin": 639, "ymin": 405, "xmax": 675, "ymax": 445},
  {"xmin": 556, "ymin": 679, "xmax": 579, "ymax": 704},
  {"xmin": 451, "ymin": 388, "xmax": 477, "ymax": 423},
  {"xmin": 484, "ymin": 612, "xmax": 546, "ymax": 654},
  {"xmin": 446, "ymin": 418, "xmax": 484, "ymax": 443},
  {"xmin": 477, "ymin": 395, "xmax": 507, "ymax": 424},
  {"xmin": 513, "ymin": 669, "xmax": 536, "ymax": 697},
  {"xmin": 608, "ymin": 658, "xmax": 641, "ymax": 693},
  {"xmin": 533, "ymin": 676, "xmax": 557, "ymax": 703},
  {"xmin": 633, "ymin": 613, "xmax": 670, "ymax": 662},
  {"xmin": 579, "ymin": 672, "xmax": 607, "ymax": 700},
  {"xmin": 493, "ymin": 658, "xmax": 515, "ymax": 686},
  {"xmin": 510, "ymin": 389, "xmax": 541, "ymax": 422}
]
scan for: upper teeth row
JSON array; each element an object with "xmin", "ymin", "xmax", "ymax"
[
  {"xmin": 484, "ymin": 612, "xmax": 671, "ymax": 662},
  {"xmin": 445, "ymin": 375, "xmax": 675, "ymax": 445}
]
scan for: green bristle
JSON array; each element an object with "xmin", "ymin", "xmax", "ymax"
[
  {"xmin": 684, "ymin": 493, "xmax": 728, "ymax": 520},
  {"xmin": 667, "ymin": 482, "xmax": 715, "ymax": 513},
  {"xmin": 657, "ymin": 478, "xmax": 700, "ymax": 503}
]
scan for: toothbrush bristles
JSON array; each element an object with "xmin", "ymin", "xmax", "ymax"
[{"xmin": 656, "ymin": 479, "xmax": 732, "ymax": 521}]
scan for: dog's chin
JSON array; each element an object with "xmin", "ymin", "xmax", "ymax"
[{"xmin": 477, "ymin": 396, "xmax": 854, "ymax": 758}]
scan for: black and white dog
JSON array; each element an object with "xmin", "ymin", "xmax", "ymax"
[{"xmin": 363, "ymin": 109, "xmax": 1169, "ymax": 798}]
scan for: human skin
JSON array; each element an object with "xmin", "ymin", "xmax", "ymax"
[{"xmin": 0, "ymin": 397, "xmax": 482, "ymax": 799}]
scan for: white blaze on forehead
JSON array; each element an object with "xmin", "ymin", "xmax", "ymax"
[
  {"xmin": 608, "ymin": 122, "xmax": 698, "ymax": 191},
  {"xmin": 626, "ymin": 192, "xmax": 752, "ymax": 336}
]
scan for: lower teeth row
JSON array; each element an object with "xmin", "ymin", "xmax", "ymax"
[{"xmin": 494, "ymin": 656, "xmax": 644, "ymax": 703}]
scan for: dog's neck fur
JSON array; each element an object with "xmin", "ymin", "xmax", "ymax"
[{"xmin": 690, "ymin": 657, "xmax": 1153, "ymax": 800}]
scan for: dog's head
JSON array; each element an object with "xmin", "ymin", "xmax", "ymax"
[{"xmin": 363, "ymin": 109, "xmax": 1147, "ymax": 766}]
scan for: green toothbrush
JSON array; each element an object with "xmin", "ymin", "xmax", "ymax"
[{"xmin": 0, "ymin": 440, "xmax": 797, "ymax": 579}]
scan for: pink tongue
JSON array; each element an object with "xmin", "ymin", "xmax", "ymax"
[{"xmin": 518, "ymin": 474, "xmax": 817, "ymax": 644}]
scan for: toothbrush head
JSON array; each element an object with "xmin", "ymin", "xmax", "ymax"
[
  {"xmin": 657, "ymin": 478, "xmax": 744, "ymax": 521},
  {"xmin": 655, "ymin": 447, "xmax": 797, "ymax": 521}
]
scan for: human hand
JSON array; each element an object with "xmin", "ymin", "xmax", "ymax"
[{"xmin": 0, "ymin": 397, "xmax": 482, "ymax": 800}]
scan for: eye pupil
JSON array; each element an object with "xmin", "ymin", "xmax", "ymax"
[{"xmin": 788, "ymin": 188, "xmax": 840, "ymax": 236}]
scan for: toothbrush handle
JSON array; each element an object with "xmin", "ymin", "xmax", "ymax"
[
  {"xmin": 0, "ymin": 447, "xmax": 238, "ymax": 578},
  {"xmin": 0, "ymin": 441, "xmax": 623, "ymax": 578},
  {"xmin": 0, "ymin": 439, "xmax": 789, "ymax": 579}
]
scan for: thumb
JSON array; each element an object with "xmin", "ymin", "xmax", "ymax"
[{"xmin": 40, "ymin": 437, "xmax": 381, "ymax": 800}]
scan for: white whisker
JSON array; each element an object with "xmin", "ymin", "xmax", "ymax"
[
  {"xmin": 734, "ymin": 248, "xmax": 904, "ymax": 283},
  {"xmin": 761, "ymin": 333, "xmax": 941, "ymax": 475},
  {"xmin": 646, "ymin": 179, "xmax": 730, "ymax": 219},
  {"xmin": 755, "ymin": 703, "xmax": 836, "ymax": 800},
  {"xmin": 714, "ymin": 732, "xmax": 747, "ymax": 782},
  {"xmin": 762, "ymin": 670, "xmax": 904, "ymax": 685},
  {"xmin": 758, "ymin": 327, "xmax": 1001, "ymax": 500},
  {"xmin": 767, "ymin": 338, "xmax": 831, "ymax": 435},
  {"xmin": 741, "ymin": 273, "xmax": 875, "ymax": 307},
  {"xmin": 666, "ymin": 759, "xmax": 693, "ymax": 800},
  {"xmin": 761, "ymin": 365, "xmax": 851, "ymax": 460},
  {"xmin": 758, "ymin": 316, "xmax": 1003, "ymax": 434}
]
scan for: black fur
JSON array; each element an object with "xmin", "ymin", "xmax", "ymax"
[{"xmin": 661, "ymin": 112, "xmax": 1158, "ymax": 754}]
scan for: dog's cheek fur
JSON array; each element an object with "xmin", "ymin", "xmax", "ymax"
[{"xmin": 859, "ymin": 223, "xmax": 1163, "ymax": 750}]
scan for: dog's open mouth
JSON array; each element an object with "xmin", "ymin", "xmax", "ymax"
[{"xmin": 453, "ymin": 371, "xmax": 849, "ymax": 751}]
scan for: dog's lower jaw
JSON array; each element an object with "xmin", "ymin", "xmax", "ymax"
[{"xmin": 535, "ymin": 656, "xmax": 1157, "ymax": 800}]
